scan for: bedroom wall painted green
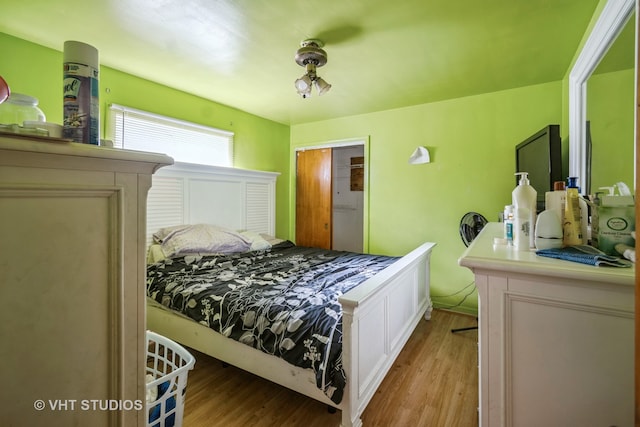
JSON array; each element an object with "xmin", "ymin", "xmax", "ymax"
[
  {"xmin": 588, "ymin": 68, "xmax": 635, "ymax": 192},
  {"xmin": 0, "ymin": 32, "xmax": 291, "ymax": 238},
  {"xmin": 2, "ymin": 20, "xmax": 628, "ymax": 316},
  {"xmin": 291, "ymin": 82, "xmax": 563, "ymax": 314}
]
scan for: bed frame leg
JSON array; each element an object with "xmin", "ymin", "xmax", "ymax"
[{"xmin": 327, "ymin": 405, "xmax": 337, "ymax": 414}]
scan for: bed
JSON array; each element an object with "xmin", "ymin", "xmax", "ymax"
[{"xmin": 145, "ymin": 162, "xmax": 436, "ymax": 427}]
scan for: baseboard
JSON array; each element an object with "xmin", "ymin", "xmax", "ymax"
[{"xmin": 433, "ymin": 305, "xmax": 478, "ymax": 317}]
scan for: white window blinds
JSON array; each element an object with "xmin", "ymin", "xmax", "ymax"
[{"xmin": 106, "ymin": 104, "xmax": 233, "ymax": 167}]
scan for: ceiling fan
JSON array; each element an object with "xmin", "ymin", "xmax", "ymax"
[{"xmin": 294, "ymin": 39, "xmax": 331, "ymax": 98}]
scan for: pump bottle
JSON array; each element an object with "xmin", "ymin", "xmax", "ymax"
[
  {"xmin": 545, "ymin": 181, "xmax": 566, "ymax": 224},
  {"xmin": 512, "ymin": 172, "xmax": 537, "ymax": 250},
  {"xmin": 563, "ymin": 177, "xmax": 583, "ymax": 246}
]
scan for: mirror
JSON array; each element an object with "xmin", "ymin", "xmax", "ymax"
[
  {"xmin": 568, "ymin": 0, "xmax": 635, "ymax": 195},
  {"xmin": 588, "ymin": 13, "xmax": 635, "ymax": 194}
]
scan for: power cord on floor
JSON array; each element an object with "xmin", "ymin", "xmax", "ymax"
[{"xmin": 431, "ymin": 281, "xmax": 476, "ymax": 310}]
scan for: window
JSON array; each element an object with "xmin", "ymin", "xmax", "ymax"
[{"xmin": 106, "ymin": 104, "xmax": 233, "ymax": 167}]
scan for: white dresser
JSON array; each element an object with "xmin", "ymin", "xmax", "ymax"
[
  {"xmin": 459, "ymin": 223, "xmax": 634, "ymax": 427},
  {"xmin": 0, "ymin": 135, "xmax": 172, "ymax": 426}
]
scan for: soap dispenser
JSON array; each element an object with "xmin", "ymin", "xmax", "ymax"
[
  {"xmin": 512, "ymin": 172, "xmax": 537, "ymax": 250},
  {"xmin": 563, "ymin": 177, "xmax": 583, "ymax": 246}
]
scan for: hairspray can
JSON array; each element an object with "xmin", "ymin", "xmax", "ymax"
[{"xmin": 63, "ymin": 41, "xmax": 99, "ymax": 145}]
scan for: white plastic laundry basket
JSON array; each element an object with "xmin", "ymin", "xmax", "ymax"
[{"xmin": 146, "ymin": 331, "xmax": 195, "ymax": 427}]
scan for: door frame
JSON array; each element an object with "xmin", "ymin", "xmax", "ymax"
[{"xmin": 290, "ymin": 136, "xmax": 370, "ymax": 252}]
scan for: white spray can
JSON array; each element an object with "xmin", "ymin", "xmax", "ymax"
[{"xmin": 63, "ymin": 41, "xmax": 99, "ymax": 145}]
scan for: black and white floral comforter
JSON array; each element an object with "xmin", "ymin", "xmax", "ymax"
[{"xmin": 146, "ymin": 241, "xmax": 398, "ymax": 404}]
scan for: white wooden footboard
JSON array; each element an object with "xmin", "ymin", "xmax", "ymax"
[
  {"xmin": 339, "ymin": 242, "xmax": 435, "ymax": 427},
  {"xmin": 147, "ymin": 242, "xmax": 434, "ymax": 426}
]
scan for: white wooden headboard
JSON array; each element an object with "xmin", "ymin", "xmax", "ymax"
[{"xmin": 147, "ymin": 162, "xmax": 280, "ymax": 245}]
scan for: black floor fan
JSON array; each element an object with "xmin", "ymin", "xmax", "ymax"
[{"xmin": 451, "ymin": 212, "xmax": 487, "ymax": 334}]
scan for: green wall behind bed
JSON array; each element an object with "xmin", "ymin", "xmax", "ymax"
[
  {"xmin": 290, "ymin": 82, "xmax": 564, "ymax": 314},
  {"xmin": 0, "ymin": 31, "xmax": 564, "ymax": 315},
  {"xmin": 0, "ymin": 32, "xmax": 291, "ymax": 238},
  {"xmin": 5, "ymin": 26, "xmax": 630, "ymax": 316}
]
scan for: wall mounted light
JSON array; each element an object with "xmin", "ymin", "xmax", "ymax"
[
  {"xmin": 408, "ymin": 146, "xmax": 431, "ymax": 164},
  {"xmin": 294, "ymin": 39, "xmax": 331, "ymax": 98}
]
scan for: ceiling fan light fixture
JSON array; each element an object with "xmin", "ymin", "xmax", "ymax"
[
  {"xmin": 294, "ymin": 39, "xmax": 331, "ymax": 98},
  {"xmin": 314, "ymin": 77, "xmax": 331, "ymax": 95},
  {"xmin": 295, "ymin": 74, "xmax": 312, "ymax": 92},
  {"xmin": 296, "ymin": 86, "xmax": 312, "ymax": 99},
  {"xmin": 295, "ymin": 39, "xmax": 328, "ymax": 68}
]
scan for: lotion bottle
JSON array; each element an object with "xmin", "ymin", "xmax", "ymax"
[
  {"xmin": 503, "ymin": 205, "xmax": 514, "ymax": 246},
  {"xmin": 563, "ymin": 177, "xmax": 583, "ymax": 246},
  {"xmin": 571, "ymin": 177, "xmax": 588, "ymax": 244},
  {"xmin": 513, "ymin": 206, "xmax": 530, "ymax": 250},
  {"xmin": 579, "ymin": 193, "xmax": 588, "ymax": 244},
  {"xmin": 512, "ymin": 172, "xmax": 537, "ymax": 249},
  {"xmin": 545, "ymin": 181, "xmax": 566, "ymax": 225}
]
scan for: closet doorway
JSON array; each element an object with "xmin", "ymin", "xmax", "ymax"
[{"xmin": 295, "ymin": 142, "xmax": 365, "ymax": 252}]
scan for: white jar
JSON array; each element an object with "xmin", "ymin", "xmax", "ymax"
[{"xmin": 0, "ymin": 93, "xmax": 46, "ymax": 125}]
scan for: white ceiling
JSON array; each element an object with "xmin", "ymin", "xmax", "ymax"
[{"xmin": 0, "ymin": 0, "xmax": 603, "ymax": 125}]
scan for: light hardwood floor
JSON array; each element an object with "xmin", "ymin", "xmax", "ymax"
[{"xmin": 181, "ymin": 309, "xmax": 478, "ymax": 426}]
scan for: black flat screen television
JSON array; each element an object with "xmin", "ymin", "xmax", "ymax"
[{"xmin": 515, "ymin": 124, "xmax": 562, "ymax": 213}]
